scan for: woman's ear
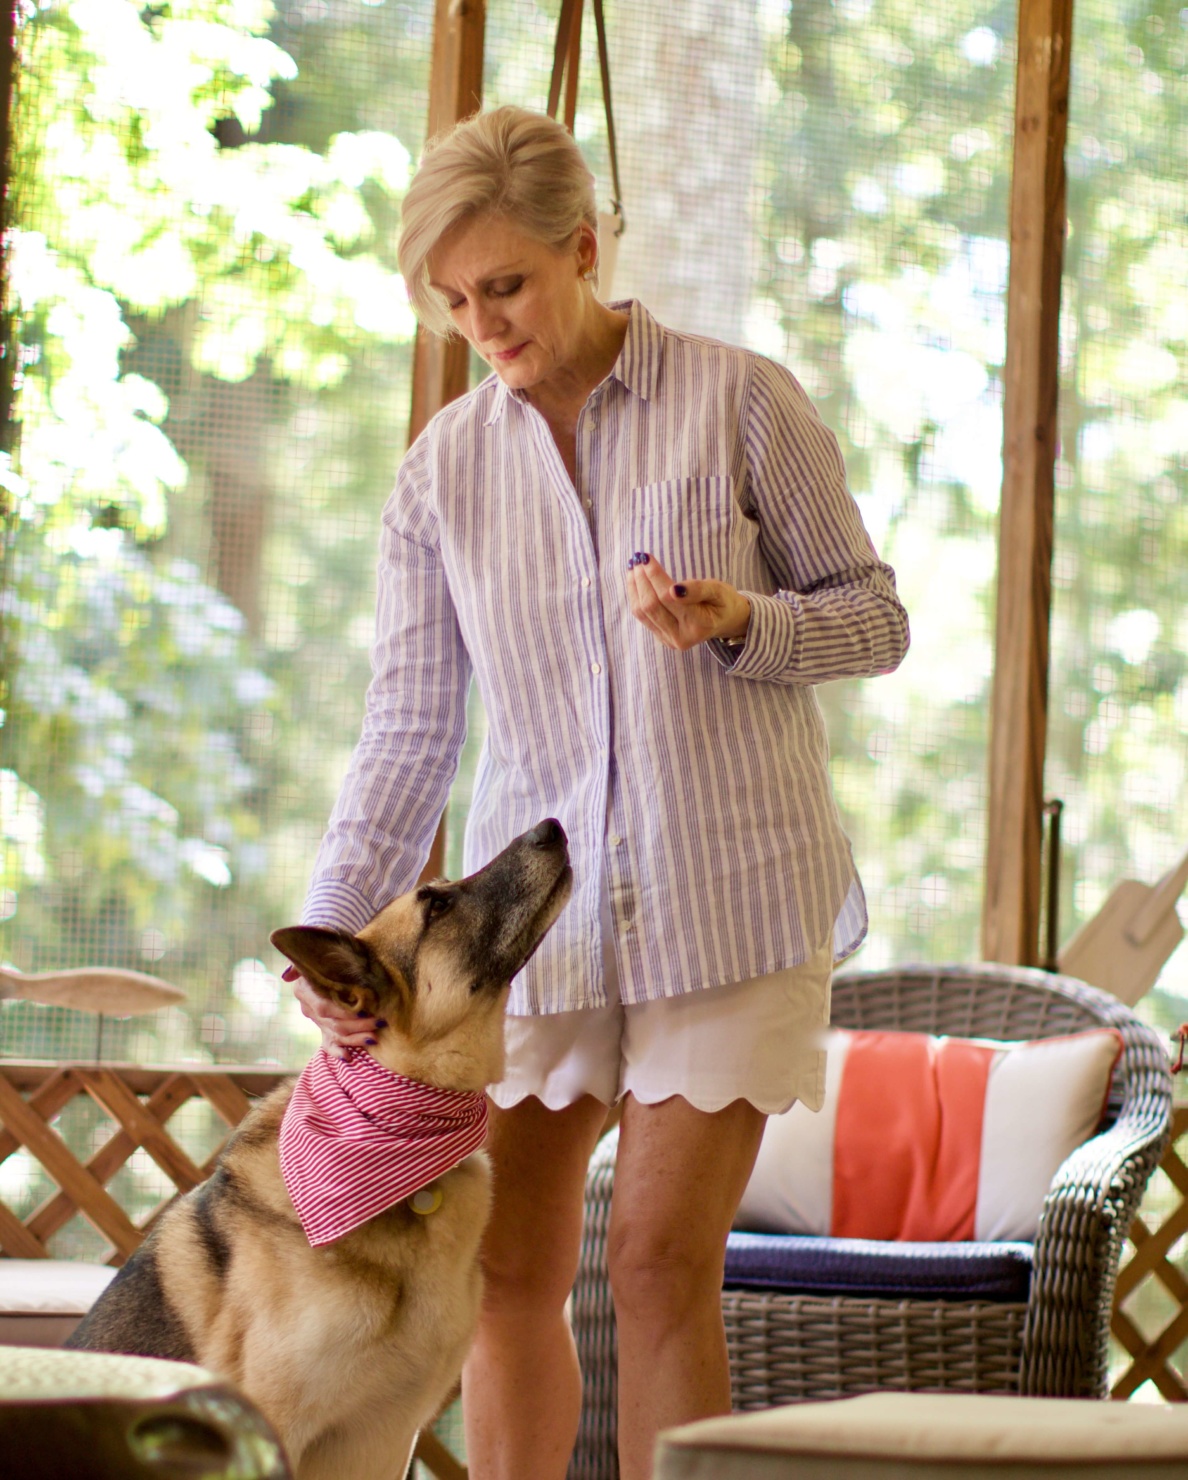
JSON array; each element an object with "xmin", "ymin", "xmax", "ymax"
[
  {"xmin": 576, "ymin": 221, "xmax": 599, "ymax": 281},
  {"xmin": 270, "ymin": 925, "xmax": 385, "ymax": 1017}
]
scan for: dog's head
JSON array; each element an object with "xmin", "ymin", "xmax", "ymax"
[{"xmin": 271, "ymin": 819, "xmax": 572, "ymax": 1090}]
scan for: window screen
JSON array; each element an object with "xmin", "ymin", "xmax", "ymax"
[{"xmin": 3, "ymin": 0, "xmax": 1182, "ymax": 1071}]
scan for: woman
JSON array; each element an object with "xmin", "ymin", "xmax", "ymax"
[{"xmin": 293, "ymin": 106, "xmax": 908, "ymax": 1479}]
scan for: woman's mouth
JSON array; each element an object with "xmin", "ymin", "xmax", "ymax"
[{"xmin": 492, "ymin": 342, "xmax": 529, "ymax": 364}]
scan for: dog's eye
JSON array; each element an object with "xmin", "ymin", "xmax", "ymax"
[{"xmin": 418, "ymin": 888, "xmax": 453, "ymax": 919}]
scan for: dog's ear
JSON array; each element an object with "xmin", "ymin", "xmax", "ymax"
[{"xmin": 270, "ymin": 926, "xmax": 387, "ymax": 1016}]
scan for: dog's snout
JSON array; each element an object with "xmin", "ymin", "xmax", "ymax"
[{"xmin": 527, "ymin": 818, "xmax": 566, "ymax": 848}]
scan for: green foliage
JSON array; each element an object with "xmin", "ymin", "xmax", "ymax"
[
  {"xmin": 743, "ymin": 1, "xmax": 1017, "ymax": 964},
  {"xmin": 1, "ymin": 0, "xmax": 424, "ymax": 1063},
  {"xmin": 749, "ymin": 0, "xmax": 1188, "ymax": 993},
  {"xmin": 8, "ymin": 0, "xmax": 413, "ymax": 530},
  {"xmin": 1047, "ymin": 0, "xmax": 1188, "ymax": 1029}
]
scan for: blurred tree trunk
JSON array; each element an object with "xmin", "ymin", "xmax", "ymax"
[
  {"xmin": 610, "ymin": 0, "xmax": 761, "ymax": 347},
  {"xmin": 201, "ymin": 371, "xmax": 276, "ymax": 638},
  {"xmin": 158, "ymin": 362, "xmax": 278, "ymax": 640}
]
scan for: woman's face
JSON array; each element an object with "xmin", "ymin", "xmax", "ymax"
[{"xmin": 426, "ymin": 212, "xmax": 597, "ymax": 398}]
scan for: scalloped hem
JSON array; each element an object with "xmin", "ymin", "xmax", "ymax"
[{"xmin": 487, "ymin": 1086, "xmax": 808, "ymax": 1117}]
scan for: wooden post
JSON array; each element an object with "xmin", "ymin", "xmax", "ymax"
[
  {"xmin": 1, "ymin": 0, "xmax": 18, "ymax": 462},
  {"xmin": 409, "ymin": 0, "xmax": 485, "ymax": 883},
  {"xmin": 982, "ymin": 0, "xmax": 1073, "ymax": 964},
  {"xmin": 408, "ymin": 0, "xmax": 485, "ymax": 447}
]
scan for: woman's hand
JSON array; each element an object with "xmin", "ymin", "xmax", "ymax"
[
  {"xmin": 625, "ymin": 552, "xmax": 751, "ymax": 652},
  {"xmin": 283, "ymin": 966, "xmax": 384, "ymax": 1059}
]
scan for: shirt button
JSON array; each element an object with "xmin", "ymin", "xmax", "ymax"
[
  {"xmin": 609, "ymin": 834, "xmax": 623, "ymax": 847},
  {"xmin": 591, "ymin": 662, "xmax": 603, "ymax": 676},
  {"xmin": 581, "ymin": 576, "xmax": 592, "ymax": 588}
]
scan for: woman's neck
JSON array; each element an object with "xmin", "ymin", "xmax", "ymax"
[{"xmin": 524, "ymin": 300, "xmax": 630, "ymax": 429}]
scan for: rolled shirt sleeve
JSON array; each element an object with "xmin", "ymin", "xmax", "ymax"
[{"xmin": 713, "ymin": 355, "xmax": 909, "ymax": 685}]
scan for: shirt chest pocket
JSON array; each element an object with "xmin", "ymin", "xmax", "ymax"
[{"xmin": 625, "ymin": 476, "xmax": 738, "ymax": 585}]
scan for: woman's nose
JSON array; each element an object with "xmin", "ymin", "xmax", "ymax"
[{"xmin": 470, "ymin": 299, "xmax": 506, "ymax": 343}]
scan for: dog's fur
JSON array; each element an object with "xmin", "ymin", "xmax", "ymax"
[{"xmin": 67, "ymin": 820, "xmax": 572, "ymax": 1479}]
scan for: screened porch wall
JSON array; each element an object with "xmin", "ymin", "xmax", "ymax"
[{"xmin": 1, "ymin": 0, "xmax": 1184, "ymax": 1075}]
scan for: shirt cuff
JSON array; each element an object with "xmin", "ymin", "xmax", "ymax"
[
  {"xmin": 300, "ymin": 879, "xmax": 379, "ymax": 935},
  {"xmin": 710, "ymin": 592, "xmax": 795, "ymax": 680}
]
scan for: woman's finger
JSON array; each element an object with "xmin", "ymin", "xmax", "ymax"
[
  {"xmin": 638, "ymin": 558, "xmax": 722, "ymax": 645},
  {"xmin": 626, "ymin": 553, "xmax": 681, "ymax": 646},
  {"xmin": 289, "ymin": 972, "xmax": 384, "ymax": 1050},
  {"xmin": 291, "ymin": 974, "xmax": 362, "ymax": 1022}
]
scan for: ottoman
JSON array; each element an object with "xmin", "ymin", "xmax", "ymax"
[{"xmin": 653, "ymin": 1392, "xmax": 1188, "ymax": 1480}]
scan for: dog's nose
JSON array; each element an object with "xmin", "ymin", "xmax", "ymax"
[{"xmin": 527, "ymin": 818, "xmax": 565, "ymax": 848}]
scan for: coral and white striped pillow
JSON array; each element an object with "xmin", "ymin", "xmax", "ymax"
[{"xmin": 736, "ymin": 1027, "xmax": 1124, "ymax": 1243}]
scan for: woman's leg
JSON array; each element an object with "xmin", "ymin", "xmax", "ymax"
[
  {"xmin": 607, "ymin": 1094, "xmax": 767, "ymax": 1480},
  {"xmin": 462, "ymin": 1092, "xmax": 609, "ymax": 1480}
]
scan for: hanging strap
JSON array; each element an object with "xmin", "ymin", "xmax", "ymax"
[
  {"xmin": 548, "ymin": 0, "xmax": 582, "ymax": 129},
  {"xmin": 547, "ymin": 0, "xmax": 625, "ymax": 233}
]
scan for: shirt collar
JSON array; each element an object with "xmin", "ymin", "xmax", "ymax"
[
  {"xmin": 610, "ymin": 299, "xmax": 662, "ymax": 402},
  {"xmin": 481, "ymin": 298, "xmax": 662, "ymax": 426}
]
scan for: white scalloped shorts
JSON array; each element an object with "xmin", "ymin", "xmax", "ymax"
[{"xmin": 489, "ymin": 883, "xmax": 833, "ymax": 1116}]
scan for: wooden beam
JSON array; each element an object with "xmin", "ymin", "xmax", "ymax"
[
  {"xmin": 409, "ymin": 0, "xmax": 486, "ymax": 882},
  {"xmin": 982, "ymin": 0, "xmax": 1073, "ymax": 964},
  {"xmin": 425, "ymin": 0, "xmax": 486, "ymax": 142},
  {"xmin": 408, "ymin": 0, "xmax": 485, "ymax": 445},
  {"xmin": 0, "ymin": 0, "xmax": 19, "ymax": 469}
]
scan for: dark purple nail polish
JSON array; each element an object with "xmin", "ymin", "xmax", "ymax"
[
  {"xmin": 641, "ymin": 552, "xmax": 651, "ymax": 564},
  {"xmin": 356, "ymin": 1010, "xmax": 370, "ymax": 1019},
  {"xmin": 375, "ymin": 1018, "xmax": 388, "ymax": 1030},
  {"xmin": 674, "ymin": 584, "xmax": 687, "ymax": 598},
  {"xmin": 365, "ymin": 1036, "xmax": 377, "ymax": 1046}
]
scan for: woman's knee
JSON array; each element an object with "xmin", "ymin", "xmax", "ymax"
[
  {"xmin": 479, "ymin": 1222, "xmax": 581, "ymax": 1318},
  {"xmin": 606, "ymin": 1212, "xmax": 725, "ymax": 1323},
  {"xmin": 478, "ymin": 1095, "xmax": 606, "ymax": 1317}
]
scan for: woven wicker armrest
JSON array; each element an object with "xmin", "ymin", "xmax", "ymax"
[{"xmin": 1021, "ymin": 1001, "xmax": 1173, "ymax": 1397}]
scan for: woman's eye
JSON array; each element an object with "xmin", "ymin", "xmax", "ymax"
[{"xmin": 491, "ymin": 279, "xmax": 523, "ymax": 299}]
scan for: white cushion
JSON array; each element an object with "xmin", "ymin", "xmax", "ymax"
[
  {"xmin": 736, "ymin": 1027, "xmax": 1123, "ymax": 1242},
  {"xmin": 0, "ymin": 1259, "xmax": 117, "ymax": 1315},
  {"xmin": 658, "ymin": 1392, "xmax": 1188, "ymax": 1463}
]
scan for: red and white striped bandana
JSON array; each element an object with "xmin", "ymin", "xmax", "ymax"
[{"xmin": 279, "ymin": 1048, "xmax": 489, "ymax": 1248}]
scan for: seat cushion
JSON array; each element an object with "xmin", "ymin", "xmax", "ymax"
[
  {"xmin": 0, "ymin": 1259, "xmax": 117, "ymax": 1316},
  {"xmin": 723, "ymin": 1232, "xmax": 1033, "ymax": 1302},
  {"xmin": 654, "ymin": 1392, "xmax": 1188, "ymax": 1480},
  {"xmin": 0, "ymin": 1259, "xmax": 119, "ymax": 1349}
]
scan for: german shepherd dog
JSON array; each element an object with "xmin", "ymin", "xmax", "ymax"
[{"xmin": 68, "ymin": 819, "xmax": 572, "ymax": 1479}]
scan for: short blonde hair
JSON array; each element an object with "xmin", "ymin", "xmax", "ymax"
[{"xmin": 398, "ymin": 106, "xmax": 598, "ymax": 336}]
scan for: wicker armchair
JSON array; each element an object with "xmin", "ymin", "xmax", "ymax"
[{"xmin": 568, "ymin": 964, "xmax": 1173, "ymax": 1480}]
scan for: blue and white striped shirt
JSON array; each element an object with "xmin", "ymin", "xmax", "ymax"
[{"xmin": 303, "ymin": 301, "xmax": 909, "ymax": 1012}]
